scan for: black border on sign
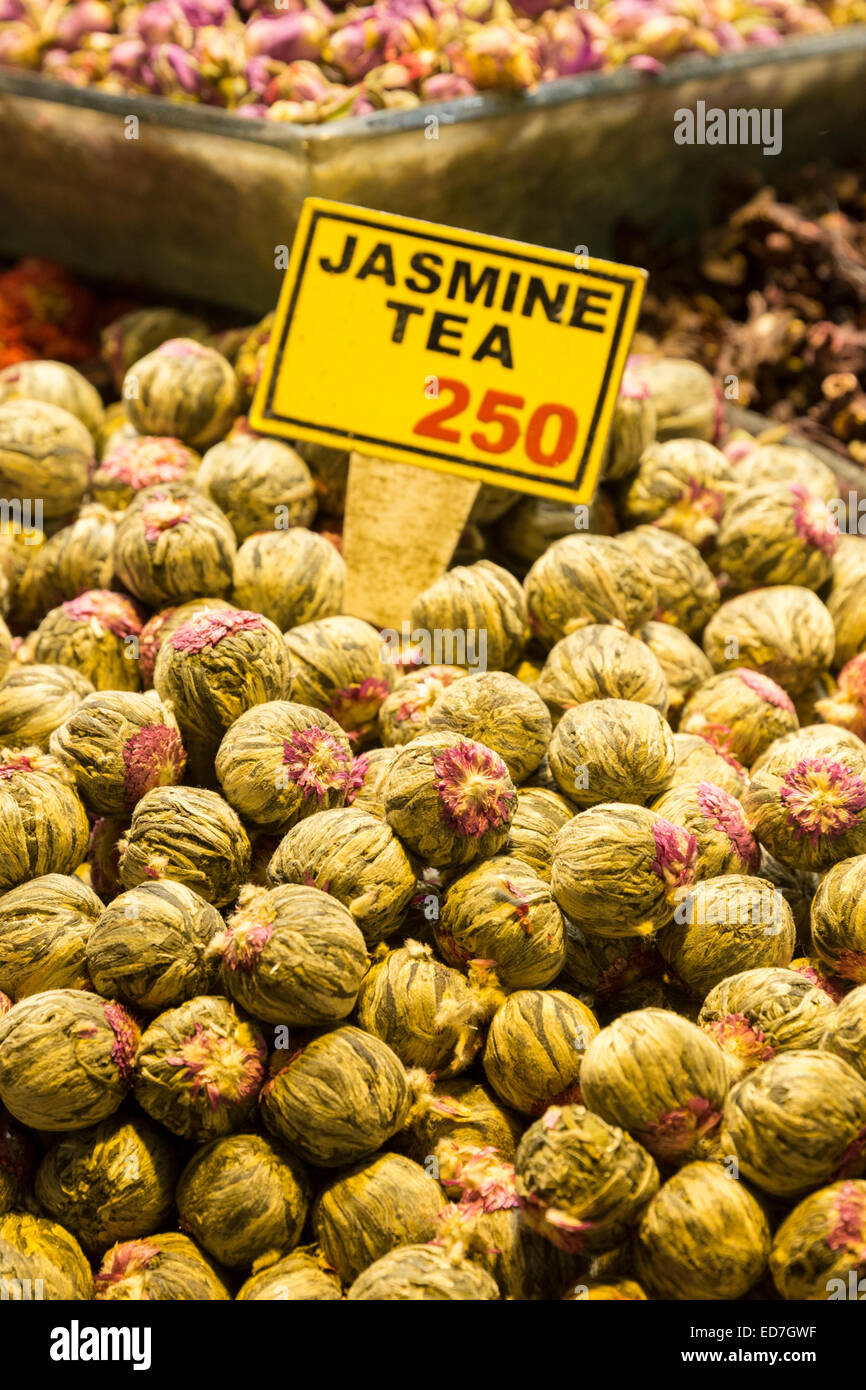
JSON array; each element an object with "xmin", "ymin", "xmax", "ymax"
[{"xmin": 261, "ymin": 208, "xmax": 637, "ymax": 495}]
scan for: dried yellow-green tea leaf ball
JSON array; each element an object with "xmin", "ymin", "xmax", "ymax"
[
  {"xmin": 138, "ymin": 597, "xmax": 235, "ymax": 689},
  {"xmin": 811, "ymin": 856, "xmax": 866, "ymax": 986},
  {"xmin": 640, "ymin": 623, "xmax": 713, "ymax": 725},
  {"xmin": 680, "ymin": 668, "xmax": 799, "ymax": 768},
  {"xmin": 714, "ymin": 484, "xmax": 840, "ymax": 593},
  {"xmin": 650, "ymin": 782, "xmax": 759, "ymax": 881},
  {"xmin": 378, "ymin": 666, "xmax": 467, "ymax": 747},
  {"xmin": 215, "ymin": 883, "xmax": 367, "ymax": 1026},
  {"xmin": 0, "ymin": 1210, "xmax": 92, "ymax": 1300},
  {"xmin": 50, "ymin": 690, "xmax": 185, "ymax": 817},
  {"xmin": 433, "ymin": 1188, "xmax": 578, "ymax": 1300},
  {"xmin": 635, "ymin": 1160, "xmax": 770, "ymax": 1300},
  {"xmin": 134, "ymin": 995, "xmax": 266, "ymax": 1142},
  {"xmin": 537, "ymin": 624, "xmax": 669, "ymax": 725},
  {"xmin": 621, "ymin": 438, "xmax": 734, "ymax": 545},
  {"xmin": 580, "ymin": 1009, "xmax": 729, "ymax": 1164},
  {"xmin": 704, "ymin": 585, "xmax": 835, "ymax": 695},
  {"xmin": 383, "ymin": 732, "xmax": 516, "ymax": 870},
  {"xmin": 15, "ymin": 505, "xmax": 118, "ymax": 627},
  {"xmin": 823, "ymin": 984, "xmax": 866, "ymax": 1082},
  {"xmin": 628, "ymin": 356, "xmax": 719, "ymax": 442},
  {"xmin": 347, "ymin": 1243, "xmax": 499, "ymax": 1300},
  {"xmin": 617, "ymin": 526, "xmax": 720, "ymax": 636},
  {"xmin": 738, "ymin": 443, "xmax": 839, "ymax": 505},
  {"xmin": 294, "ymin": 438, "xmax": 349, "ymax": 515},
  {"xmin": 658, "ymin": 873, "xmax": 796, "ymax": 998},
  {"xmin": 313, "ymin": 1152, "xmax": 446, "ymax": 1284},
  {"xmin": 94, "ymin": 1232, "xmax": 230, "ymax": 1301},
  {"xmin": 0, "ymin": 359, "xmax": 104, "ymax": 434},
  {"xmin": 552, "ymin": 803, "xmax": 696, "ymax": 938},
  {"xmin": 426, "ymin": 671, "xmax": 551, "ymax": 784},
  {"xmin": 176, "ymin": 1133, "xmax": 310, "ymax": 1271},
  {"xmin": 0, "ymin": 400, "xmax": 92, "ymax": 521},
  {"xmin": 483, "ymin": 989, "xmax": 599, "ymax": 1116},
  {"xmin": 345, "ymin": 746, "xmax": 399, "ymax": 818},
  {"xmin": 260, "ymin": 1025, "xmax": 410, "ymax": 1167},
  {"xmin": 86, "ymin": 881, "xmax": 223, "ymax": 1012},
  {"xmin": 743, "ymin": 732, "xmax": 866, "ymax": 872},
  {"xmin": 284, "ymin": 615, "xmax": 392, "ymax": 745},
  {"xmin": 119, "ymin": 785, "xmax": 251, "ymax": 907},
  {"xmin": 0, "ymin": 616, "xmax": 10, "ymax": 684},
  {"xmin": 604, "ymin": 371, "xmax": 657, "ymax": 481},
  {"xmin": 35, "ymin": 1115, "xmax": 178, "ymax": 1256},
  {"xmin": 0, "ymin": 872, "xmax": 102, "ymax": 1000},
  {"xmin": 699, "ymin": 966, "xmax": 837, "ymax": 1080},
  {"xmin": 0, "ymin": 989, "xmax": 137, "ymax": 1131},
  {"xmin": 770, "ymin": 1179, "xmax": 866, "ymax": 1300},
  {"xmin": 496, "ymin": 491, "xmax": 615, "ymax": 567},
  {"xmin": 722, "ymin": 1050, "xmax": 866, "ymax": 1197},
  {"xmin": 549, "ymin": 699, "xmax": 676, "ymax": 809},
  {"xmin": 33, "ymin": 589, "xmax": 143, "ymax": 692},
  {"xmin": 827, "ymin": 536, "xmax": 866, "ymax": 669},
  {"xmin": 410, "ymin": 559, "xmax": 528, "ymax": 671},
  {"xmin": 237, "ymin": 1248, "xmax": 343, "ymax": 1301},
  {"xmin": 401, "ymin": 1077, "xmax": 522, "ymax": 1174},
  {"xmin": 268, "ymin": 805, "xmax": 415, "ymax": 944},
  {"xmin": 114, "ymin": 486, "xmax": 236, "ymax": 609},
  {"xmin": 123, "ymin": 339, "xmax": 239, "ymax": 451},
  {"xmin": 92, "ymin": 435, "xmax": 200, "ymax": 511},
  {"xmin": 502, "ymin": 786, "xmax": 573, "ymax": 881},
  {"xmin": 563, "ymin": 923, "xmax": 662, "ymax": 1014},
  {"xmin": 0, "ymin": 1109, "xmax": 35, "ymax": 1214},
  {"xmin": 198, "ymin": 435, "xmax": 316, "ymax": 541},
  {"xmin": 102, "ymin": 308, "xmax": 209, "ymax": 392},
  {"xmin": 759, "ymin": 847, "xmax": 818, "ymax": 947},
  {"xmin": 233, "ymin": 528, "xmax": 344, "ymax": 632},
  {"xmin": 816, "ymin": 653, "xmax": 866, "ymax": 742},
  {"xmin": 515, "ymin": 1103, "xmax": 659, "ymax": 1254},
  {"xmin": 437, "ymin": 857, "xmax": 565, "ymax": 990},
  {"xmin": 670, "ymin": 732, "xmax": 747, "ymax": 799},
  {"xmin": 0, "ymin": 748, "xmax": 89, "ymax": 890},
  {"xmin": 524, "ymin": 535, "xmax": 656, "ymax": 649}
]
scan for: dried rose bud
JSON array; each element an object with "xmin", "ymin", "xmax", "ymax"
[
  {"xmin": 92, "ymin": 436, "xmax": 200, "ymax": 510},
  {"xmin": 525, "ymin": 535, "xmax": 656, "ymax": 648},
  {"xmin": 680, "ymin": 668, "xmax": 799, "ymax": 767},
  {"xmin": 451, "ymin": 21, "xmax": 541, "ymax": 91},
  {"xmin": 33, "ymin": 589, "xmax": 144, "ymax": 692}
]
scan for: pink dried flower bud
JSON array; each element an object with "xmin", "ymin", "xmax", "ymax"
[
  {"xmin": 169, "ymin": 608, "xmax": 264, "ymax": 653},
  {"xmin": 650, "ymin": 817, "xmax": 698, "ymax": 898},
  {"xmin": 55, "ymin": 1, "xmax": 115, "ymax": 48},
  {"xmin": 104, "ymin": 1002, "xmax": 140, "ymax": 1085},
  {"xmin": 790, "ymin": 482, "xmax": 840, "ymax": 558},
  {"xmin": 420, "ymin": 70, "xmax": 475, "ymax": 99},
  {"xmin": 122, "ymin": 723, "xmax": 187, "ymax": 809},
  {"xmin": 703, "ymin": 1013, "xmax": 775, "ymax": 1069},
  {"xmin": 61, "ymin": 590, "xmax": 143, "ymax": 640},
  {"xmin": 780, "ymin": 757, "xmax": 866, "ymax": 845},
  {"xmin": 165, "ymin": 1020, "xmax": 265, "ymax": 1111},
  {"xmin": 281, "ymin": 726, "xmax": 353, "ymax": 804},
  {"xmin": 246, "ymin": 10, "xmax": 329, "ymax": 63},
  {"xmin": 432, "ymin": 738, "xmax": 515, "ymax": 838},
  {"xmin": 816, "ymin": 655, "xmax": 866, "ymax": 742},
  {"xmin": 451, "ymin": 22, "xmax": 541, "ymax": 91},
  {"xmin": 636, "ymin": 1095, "xmax": 722, "ymax": 1165},
  {"xmin": 694, "ymin": 781, "xmax": 761, "ymax": 872},
  {"xmin": 219, "ymin": 896, "xmax": 275, "ymax": 973}
]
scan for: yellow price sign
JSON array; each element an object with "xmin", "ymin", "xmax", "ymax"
[{"xmin": 251, "ymin": 199, "xmax": 646, "ymax": 503}]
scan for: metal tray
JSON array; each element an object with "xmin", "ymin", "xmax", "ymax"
[{"xmin": 2, "ymin": 28, "xmax": 866, "ymax": 314}]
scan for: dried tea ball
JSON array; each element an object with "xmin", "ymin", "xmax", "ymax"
[
  {"xmin": 524, "ymin": 535, "xmax": 656, "ymax": 648},
  {"xmin": 355, "ymin": 939, "xmax": 486, "ymax": 1076},
  {"xmin": 119, "ymin": 785, "xmax": 251, "ymax": 907},
  {"xmin": 347, "ymin": 1244, "xmax": 499, "ymax": 1301},
  {"xmin": 703, "ymin": 585, "xmax": 835, "ymax": 695},
  {"xmin": 496, "ymin": 491, "xmax": 614, "ymax": 566},
  {"xmin": 827, "ymin": 537, "xmax": 866, "ymax": 668},
  {"xmin": 580, "ymin": 1009, "xmax": 729, "ymax": 1164},
  {"xmin": 378, "ymin": 665, "xmax": 466, "ymax": 747},
  {"xmin": 215, "ymin": 883, "xmax": 366, "ymax": 1026},
  {"xmin": 0, "ymin": 872, "xmax": 102, "ymax": 1000},
  {"xmin": 640, "ymin": 623, "xmax": 713, "ymax": 725},
  {"xmin": 721, "ymin": 1051, "xmax": 866, "ymax": 1197},
  {"xmin": 383, "ymin": 732, "xmax": 516, "ymax": 870},
  {"xmin": 549, "ymin": 699, "xmax": 676, "ymax": 808},
  {"xmin": 0, "ymin": 989, "xmax": 137, "ymax": 1131},
  {"xmin": 564, "ymin": 1280, "xmax": 647, "ymax": 1300},
  {"xmin": 737, "ymin": 443, "xmax": 839, "ymax": 504},
  {"xmin": 670, "ymin": 732, "xmax": 747, "ymax": 799},
  {"xmin": 0, "ymin": 399, "xmax": 92, "ymax": 521},
  {"xmin": 617, "ymin": 526, "xmax": 720, "ymax": 635},
  {"xmin": 114, "ymin": 486, "xmax": 237, "ymax": 608},
  {"xmin": 650, "ymin": 782, "xmax": 759, "ymax": 880},
  {"xmin": 823, "ymin": 985, "xmax": 866, "ymax": 1082},
  {"xmin": 102, "ymin": 308, "xmax": 209, "ymax": 391},
  {"xmin": 134, "ymin": 995, "xmax": 266, "ymax": 1141},
  {"xmin": 769, "ymin": 1180, "xmax": 866, "ymax": 1300},
  {"xmin": 95, "ymin": 401, "xmax": 138, "ymax": 457},
  {"xmin": 0, "ymin": 359, "xmax": 104, "ymax": 434},
  {"xmin": 86, "ymin": 881, "xmax": 223, "ymax": 1012},
  {"xmin": 816, "ymin": 654, "xmax": 866, "ymax": 742},
  {"xmin": 35, "ymin": 1115, "xmax": 178, "ymax": 1255},
  {"xmin": 345, "ymin": 746, "xmax": 399, "ymax": 817},
  {"xmin": 233, "ymin": 313, "xmax": 273, "ymax": 402},
  {"xmin": 680, "ymin": 668, "xmax": 799, "ymax": 767},
  {"xmin": 758, "ymin": 847, "xmax": 818, "ymax": 948},
  {"xmin": 658, "ymin": 874, "xmax": 795, "ymax": 998},
  {"xmin": 0, "ymin": 1109, "xmax": 35, "ymax": 1214},
  {"xmin": 483, "ymin": 989, "xmax": 599, "ymax": 1116},
  {"xmin": 198, "ymin": 435, "xmax": 316, "ymax": 541},
  {"xmin": 791, "ymin": 956, "xmax": 847, "ymax": 1004},
  {"xmin": 811, "ymin": 856, "xmax": 866, "ymax": 986},
  {"xmin": 50, "ymin": 690, "xmax": 185, "ymax": 817},
  {"xmin": 621, "ymin": 438, "xmax": 733, "ymax": 545},
  {"xmin": 604, "ymin": 371, "xmax": 657, "ymax": 480},
  {"xmin": 552, "ymin": 804, "xmax": 697, "ymax": 937},
  {"xmin": 562, "ymin": 922, "xmax": 662, "ymax": 1014},
  {"xmin": 0, "ymin": 1211, "xmax": 92, "ymax": 1299},
  {"xmin": 634, "ymin": 1161, "xmax": 770, "ymax": 1300},
  {"xmin": 313, "ymin": 1153, "xmax": 446, "ymax": 1284},
  {"xmin": 94, "ymin": 1233, "xmax": 230, "ymax": 1301},
  {"xmin": 410, "ymin": 559, "xmax": 528, "ymax": 671},
  {"xmin": 503, "ymin": 786, "xmax": 573, "ymax": 880},
  {"xmin": 138, "ymin": 597, "xmax": 234, "ymax": 689},
  {"xmin": 176, "ymin": 1134, "xmax": 310, "ymax": 1270},
  {"xmin": 437, "ymin": 857, "xmax": 565, "ymax": 990},
  {"xmin": 628, "ymin": 356, "xmax": 718, "ymax": 442},
  {"xmin": 284, "ymin": 615, "xmax": 392, "ymax": 744},
  {"xmin": 713, "ymin": 484, "xmax": 840, "ymax": 592},
  {"xmin": 515, "ymin": 1104, "xmax": 659, "ymax": 1254},
  {"xmin": 743, "ymin": 732, "xmax": 866, "ymax": 872},
  {"xmin": 0, "ymin": 748, "xmax": 89, "ymax": 890},
  {"xmin": 0, "ymin": 616, "xmax": 10, "ymax": 684},
  {"xmin": 123, "ymin": 339, "xmax": 239, "ymax": 450},
  {"xmin": 15, "ymin": 505, "xmax": 118, "ymax": 626},
  {"xmin": 699, "ymin": 967, "xmax": 837, "ymax": 1080},
  {"xmin": 92, "ymin": 435, "xmax": 200, "ymax": 510},
  {"xmin": 33, "ymin": 590, "xmax": 143, "ymax": 692},
  {"xmin": 268, "ymin": 806, "xmax": 415, "ymax": 945},
  {"xmin": 260, "ymin": 1025, "xmax": 410, "ymax": 1167},
  {"xmin": 537, "ymin": 624, "xmax": 669, "ymax": 723},
  {"xmin": 233, "ymin": 527, "xmax": 344, "ymax": 631},
  {"xmin": 237, "ymin": 1249, "xmax": 342, "ymax": 1301},
  {"xmin": 401, "ymin": 1076, "xmax": 522, "ymax": 1174},
  {"xmin": 426, "ymin": 671, "xmax": 551, "ymax": 783}
]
